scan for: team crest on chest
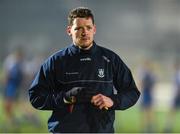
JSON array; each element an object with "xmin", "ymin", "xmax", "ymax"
[{"xmin": 98, "ymin": 69, "xmax": 105, "ymax": 78}]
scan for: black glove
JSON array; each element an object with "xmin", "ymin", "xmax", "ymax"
[{"xmin": 64, "ymin": 87, "xmax": 97, "ymax": 104}]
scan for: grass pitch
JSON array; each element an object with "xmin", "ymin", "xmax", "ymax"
[{"xmin": 0, "ymin": 98, "xmax": 180, "ymax": 133}]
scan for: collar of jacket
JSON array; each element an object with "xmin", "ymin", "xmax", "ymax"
[{"xmin": 70, "ymin": 41, "xmax": 97, "ymax": 55}]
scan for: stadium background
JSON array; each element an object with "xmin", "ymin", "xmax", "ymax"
[{"xmin": 0, "ymin": 0, "xmax": 180, "ymax": 132}]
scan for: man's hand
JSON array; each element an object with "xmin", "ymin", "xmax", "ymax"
[{"xmin": 91, "ymin": 94, "xmax": 114, "ymax": 110}]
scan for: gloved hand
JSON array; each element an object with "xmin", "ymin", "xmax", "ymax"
[{"xmin": 64, "ymin": 87, "xmax": 97, "ymax": 104}]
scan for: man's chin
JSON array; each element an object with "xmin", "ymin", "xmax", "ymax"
[
  {"xmin": 79, "ymin": 43, "xmax": 92, "ymax": 49},
  {"xmin": 80, "ymin": 45, "xmax": 90, "ymax": 49}
]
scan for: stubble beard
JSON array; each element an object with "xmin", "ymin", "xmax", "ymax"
[{"xmin": 77, "ymin": 39, "xmax": 93, "ymax": 50}]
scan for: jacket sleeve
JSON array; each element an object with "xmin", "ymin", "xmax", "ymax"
[
  {"xmin": 111, "ymin": 55, "xmax": 140, "ymax": 110},
  {"xmin": 28, "ymin": 57, "xmax": 65, "ymax": 110}
]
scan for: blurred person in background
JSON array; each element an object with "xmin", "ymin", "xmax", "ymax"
[
  {"xmin": 164, "ymin": 61, "xmax": 180, "ymax": 133},
  {"xmin": 2, "ymin": 48, "xmax": 24, "ymax": 129},
  {"xmin": 28, "ymin": 7, "xmax": 140, "ymax": 133},
  {"xmin": 1, "ymin": 50, "xmax": 43, "ymax": 132},
  {"xmin": 13, "ymin": 55, "xmax": 44, "ymax": 129},
  {"xmin": 138, "ymin": 59, "xmax": 156, "ymax": 133}
]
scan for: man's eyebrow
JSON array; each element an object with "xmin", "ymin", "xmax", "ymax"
[{"xmin": 75, "ymin": 25, "xmax": 92, "ymax": 29}]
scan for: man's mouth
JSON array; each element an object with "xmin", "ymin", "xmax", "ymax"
[
  {"xmin": 81, "ymin": 37, "xmax": 88, "ymax": 40},
  {"xmin": 81, "ymin": 38, "xmax": 90, "ymax": 42}
]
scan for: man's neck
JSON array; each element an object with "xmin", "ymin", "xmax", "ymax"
[{"xmin": 74, "ymin": 43, "xmax": 93, "ymax": 50}]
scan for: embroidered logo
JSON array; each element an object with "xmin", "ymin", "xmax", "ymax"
[
  {"xmin": 98, "ymin": 69, "xmax": 105, "ymax": 78},
  {"xmin": 65, "ymin": 72, "xmax": 79, "ymax": 75},
  {"xmin": 80, "ymin": 57, "xmax": 91, "ymax": 61},
  {"xmin": 102, "ymin": 55, "xmax": 110, "ymax": 63}
]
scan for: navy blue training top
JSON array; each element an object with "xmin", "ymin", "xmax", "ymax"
[{"xmin": 29, "ymin": 42, "xmax": 140, "ymax": 133}]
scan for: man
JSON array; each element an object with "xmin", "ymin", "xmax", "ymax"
[
  {"xmin": 29, "ymin": 7, "xmax": 140, "ymax": 133},
  {"xmin": 3, "ymin": 49, "xmax": 24, "ymax": 128},
  {"xmin": 138, "ymin": 60, "xmax": 156, "ymax": 132}
]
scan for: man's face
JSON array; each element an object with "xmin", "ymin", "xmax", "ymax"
[{"xmin": 67, "ymin": 17, "xmax": 96, "ymax": 50}]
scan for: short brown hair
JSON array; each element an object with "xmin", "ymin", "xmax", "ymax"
[{"xmin": 68, "ymin": 7, "xmax": 95, "ymax": 26}]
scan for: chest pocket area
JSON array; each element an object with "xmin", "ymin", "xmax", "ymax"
[{"xmin": 56, "ymin": 57, "xmax": 114, "ymax": 95}]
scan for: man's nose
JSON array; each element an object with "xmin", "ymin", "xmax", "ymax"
[{"xmin": 82, "ymin": 28, "xmax": 88, "ymax": 35}]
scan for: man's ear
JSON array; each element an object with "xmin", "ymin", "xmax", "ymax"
[
  {"xmin": 93, "ymin": 25, "xmax": 96, "ymax": 35},
  {"xmin": 66, "ymin": 26, "xmax": 72, "ymax": 36}
]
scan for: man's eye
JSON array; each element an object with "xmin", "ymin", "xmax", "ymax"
[
  {"xmin": 87, "ymin": 26, "xmax": 92, "ymax": 30},
  {"xmin": 75, "ymin": 27, "xmax": 81, "ymax": 31}
]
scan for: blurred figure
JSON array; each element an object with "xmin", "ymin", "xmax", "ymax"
[
  {"xmin": 18, "ymin": 55, "xmax": 45, "ymax": 127},
  {"xmin": 138, "ymin": 59, "xmax": 156, "ymax": 133},
  {"xmin": 164, "ymin": 61, "xmax": 180, "ymax": 133},
  {"xmin": 2, "ymin": 48, "xmax": 24, "ymax": 129}
]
